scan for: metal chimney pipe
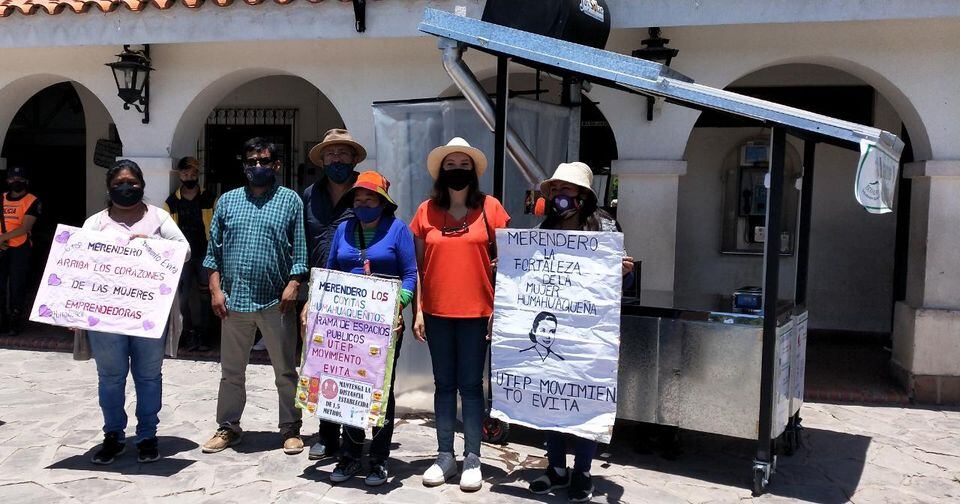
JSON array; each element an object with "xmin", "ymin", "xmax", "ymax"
[{"xmin": 439, "ymin": 38, "xmax": 547, "ymax": 187}]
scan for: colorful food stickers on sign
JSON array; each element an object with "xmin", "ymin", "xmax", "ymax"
[
  {"xmin": 491, "ymin": 229, "xmax": 624, "ymax": 443},
  {"xmin": 29, "ymin": 224, "xmax": 189, "ymax": 339},
  {"xmin": 297, "ymin": 268, "xmax": 401, "ymax": 430}
]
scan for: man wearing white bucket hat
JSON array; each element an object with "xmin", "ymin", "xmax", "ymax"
[{"xmin": 527, "ymin": 161, "xmax": 634, "ymax": 503}]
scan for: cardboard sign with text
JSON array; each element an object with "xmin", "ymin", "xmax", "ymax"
[
  {"xmin": 491, "ymin": 229, "xmax": 623, "ymax": 443},
  {"xmin": 29, "ymin": 224, "xmax": 188, "ymax": 339},
  {"xmin": 296, "ymin": 268, "xmax": 401, "ymax": 430}
]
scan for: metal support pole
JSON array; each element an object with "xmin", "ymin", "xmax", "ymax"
[
  {"xmin": 493, "ymin": 56, "xmax": 509, "ymax": 201},
  {"xmin": 795, "ymin": 141, "xmax": 816, "ymax": 307},
  {"xmin": 754, "ymin": 127, "xmax": 786, "ymax": 495},
  {"xmin": 142, "ymin": 44, "xmax": 150, "ymax": 124}
]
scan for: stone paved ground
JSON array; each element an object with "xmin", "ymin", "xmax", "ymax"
[{"xmin": 1, "ymin": 349, "xmax": 959, "ymax": 504}]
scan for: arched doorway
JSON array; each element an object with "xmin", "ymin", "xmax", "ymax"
[
  {"xmin": 678, "ymin": 63, "xmax": 917, "ymax": 400},
  {"xmin": 1, "ymin": 83, "xmax": 87, "ymax": 306},
  {"xmin": 178, "ymin": 75, "xmax": 345, "ymax": 196}
]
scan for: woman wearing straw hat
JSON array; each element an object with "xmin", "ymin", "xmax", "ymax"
[
  {"xmin": 526, "ymin": 161, "xmax": 634, "ymax": 503},
  {"xmin": 310, "ymin": 171, "xmax": 418, "ymax": 487},
  {"xmin": 409, "ymin": 137, "xmax": 510, "ymax": 492}
]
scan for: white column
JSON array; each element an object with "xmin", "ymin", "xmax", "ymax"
[
  {"xmin": 120, "ymin": 156, "xmax": 177, "ymax": 210},
  {"xmin": 892, "ymin": 160, "xmax": 960, "ymax": 403},
  {"xmin": 612, "ymin": 159, "xmax": 686, "ymax": 293}
]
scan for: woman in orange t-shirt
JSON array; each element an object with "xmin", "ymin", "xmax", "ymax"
[{"xmin": 410, "ymin": 138, "xmax": 510, "ymax": 492}]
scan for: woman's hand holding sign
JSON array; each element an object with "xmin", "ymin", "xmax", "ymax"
[{"xmin": 622, "ymin": 255, "xmax": 635, "ymax": 277}]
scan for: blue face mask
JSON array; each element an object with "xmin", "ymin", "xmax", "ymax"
[
  {"xmin": 324, "ymin": 162, "xmax": 355, "ymax": 184},
  {"xmin": 245, "ymin": 166, "xmax": 276, "ymax": 187},
  {"xmin": 355, "ymin": 205, "xmax": 383, "ymax": 224}
]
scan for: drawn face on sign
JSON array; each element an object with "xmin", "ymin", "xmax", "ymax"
[
  {"xmin": 532, "ymin": 318, "xmax": 557, "ymax": 347},
  {"xmin": 522, "ymin": 312, "xmax": 566, "ymax": 362}
]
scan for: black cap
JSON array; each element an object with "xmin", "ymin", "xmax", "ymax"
[{"xmin": 6, "ymin": 166, "xmax": 28, "ymax": 180}]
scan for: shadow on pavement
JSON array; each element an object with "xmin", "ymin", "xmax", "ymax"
[
  {"xmin": 297, "ymin": 455, "xmax": 492, "ymax": 491},
  {"xmin": 493, "ymin": 421, "xmax": 869, "ymax": 504},
  {"xmin": 490, "ymin": 467, "xmax": 625, "ymax": 504},
  {"xmin": 46, "ymin": 436, "xmax": 199, "ymax": 477},
  {"xmin": 604, "ymin": 426, "xmax": 869, "ymax": 504},
  {"xmin": 230, "ymin": 430, "xmax": 283, "ymax": 454}
]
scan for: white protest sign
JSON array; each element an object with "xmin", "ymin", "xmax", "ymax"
[
  {"xmin": 491, "ymin": 228, "xmax": 623, "ymax": 443},
  {"xmin": 30, "ymin": 224, "xmax": 188, "ymax": 339},
  {"xmin": 296, "ymin": 268, "xmax": 401, "ymax": 430}
]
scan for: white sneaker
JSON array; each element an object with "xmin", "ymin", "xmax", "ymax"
[
  {"xmin": 422, "ymin": 452, "xmax": 457, "ymax": 487},
  {"xmin": 459, "ymin": 452, "xmax": 482, "ymax": 492},
  {"xmin": 251, "ymin": 339, "xmax": 267, "ymax": 351}
]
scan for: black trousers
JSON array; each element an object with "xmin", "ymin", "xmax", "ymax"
[
  {"xmin": 0, "ymin": 244, "xmax": 31, "ymax": 316},
  {"xmin": 339, "ymin": 330, "xmax": 403, "ymax": 462},
  {"xmin": 177, "ymin": 256, "xmax": 213, "ymax": 346}
]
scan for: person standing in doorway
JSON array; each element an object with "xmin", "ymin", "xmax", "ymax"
[
  {"xmin": 201, "ymin": 137, "xmax": 308, "ymax": 456},
  {"xmin": 0, "ymin": 165, "xmax": 41, "ymax": 336},
  {"xmin": 410, "ymin": 138, "xmax": 510, "ymax": 492},
  {"xmin": 301, "ymin": 128, "xmax": 365, "ymax": 461},
  {"xmin": 164, "ymin": 157, "xmax": 216, "ymax": 351}
]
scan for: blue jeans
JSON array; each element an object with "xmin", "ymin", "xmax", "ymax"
[
  {"xmin": 424, "ymin": 314, "xmax": 488, "ymax": 456},
  {"xmin": 546, "ymin": 431, "xmax": 598, "ymax": 473},
  {"xmin": 89, "ymin": 331, "xmax": 166, "ymax": 442}
]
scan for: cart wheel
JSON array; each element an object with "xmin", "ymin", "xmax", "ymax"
[
  {"xmin": 752, "ymin": 467, "xmax": 767, "ymax": 496},
  {"xmin": 481, "ymin": 416, "xmax": 510, "ymax": 444}
]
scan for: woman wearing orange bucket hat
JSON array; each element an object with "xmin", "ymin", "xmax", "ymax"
[
  {"xmin": 307, "ymin": 171, "xmax": 418, "ymax": 487},
  {"xmin": 409, "ymin": 137, "xmax": 510, "ymax": 492}
]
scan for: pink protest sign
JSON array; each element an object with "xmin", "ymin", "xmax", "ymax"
[
  {"xmin": 29, "ymin": 224, "xmax": 189, "ymax": 339},
  {"xmin": 296, "ymin": 268, "xmax": 401, "ymax": 430}
]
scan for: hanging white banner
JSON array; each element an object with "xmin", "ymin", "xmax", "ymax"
[
  {"xmin": 855, "ymin": 139, "xmax": 899, "ymax": 214},
  {"xmin": 490, "ymin": 228, "xmax": 623, "ymax": 443}
]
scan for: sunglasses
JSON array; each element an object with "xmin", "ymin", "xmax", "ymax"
[{"xmin": 243, "ymin": 157, "xmax": 275, "ymax": 167}]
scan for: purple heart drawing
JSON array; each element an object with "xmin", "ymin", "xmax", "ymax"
[
  {"xmin": 159, "ymin": 284, "xmax": 172, "ymax": 295},
  {"xmin": 163, "ymin": 249, "xmax": 174, "ymax": 259},
  {"xmin": 47, "ymin": 274, "xmax": 62, "ymax": 286},
  {"xmin": 87, "ymin": 316, "xmax": 100, "ymax": 327},
  {"xmin": 143, "ymin": 320, "xmax": 156, "ymax": 331},
  {"xmin": 55, "ymin": 231, "xmax": 72, "ymax": 244},
  {"xmin": 38, "ymin": 305, "xmax": 53, "ymax": 317}
]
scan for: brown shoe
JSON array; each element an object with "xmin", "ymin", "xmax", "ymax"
[
  {"xmin": 202, "ymin": 427, "xmax": 242, "ymax": 454},
  {"xmin": 282, "ymin": 430, "xmax": 304, "ymax": 455}
]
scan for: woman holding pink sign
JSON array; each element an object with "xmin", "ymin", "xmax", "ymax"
[
  {"xmin": 81, "ymin": 160, "xmax": 189, "ymax": 465},
  {"xmin": 312, "ymin": 171, "xmax": 417, "ymax": 487}
]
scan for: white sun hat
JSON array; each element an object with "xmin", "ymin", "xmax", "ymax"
[
  {"xmin": 426, "ymin": 137, "xmax": 488, "ymax": 180},
  {"xmin": 539, "ymin": 162, "xmax": 596, "ymax": 198}
]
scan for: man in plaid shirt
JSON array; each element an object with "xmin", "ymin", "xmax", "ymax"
[{"xmin": 201, "ymin": 137, "xmax": 309, "ymax": 455}]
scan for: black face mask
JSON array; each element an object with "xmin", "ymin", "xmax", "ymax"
[
  {"xmin": 110, "ymin": 182, "xmax": 144, "ymax": 207},
  {"xmin": 181, "ymin": 179, "xmax": 198, "ymax": 189},
  {"xmin": 440, "ymin": 169, "xmax": 474, "ymax": 191},
  {"xmin": 8, "ymin": 181, "xmax": 26, "ymax": 193}
]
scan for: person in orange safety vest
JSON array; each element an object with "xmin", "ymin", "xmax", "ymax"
[{"xmin": 0, "ymin": 165, "xmax": 41, "ymax": 336}]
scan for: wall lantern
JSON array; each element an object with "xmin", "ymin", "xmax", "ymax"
[
  {"xmin": 106, "ymin": 45, "xmax": 153, "ymax": 124},
  {"xmin": 632, "ymin": 28, "xmax": 679, "ymax": 121}
]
